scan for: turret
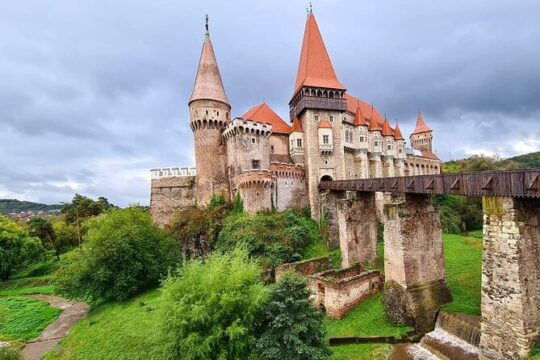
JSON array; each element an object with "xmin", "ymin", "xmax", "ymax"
[
  {"xmin": 189, "ymin": 16, "xmax": 231, "ymax": 205},
  {"xmin": 410, "ymin": 111, "xmax": 433, "ymax": 152},
  {"xmin": 289, "ymin": 117, "xmax": 305, "ymax": 164}
]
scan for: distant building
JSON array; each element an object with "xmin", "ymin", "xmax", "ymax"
[{"xmin": 150, "ymin": 11, "xmax": 440, "ymax": 226}]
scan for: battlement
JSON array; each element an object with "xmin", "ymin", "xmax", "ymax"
[
  {"xmin": 270, "ymin": 162, "xmax": 305, "ymax": 179},
  {"xmin": 223, "ymin": 118, "xmax": 272, "ymax": 139},
  {"xmin": 236, "ymin": 170, "xmax": 276, "ymax": 189},
  {"xmin": 150, "ymin": 167, "xmax": 197, "ymax": 179}
]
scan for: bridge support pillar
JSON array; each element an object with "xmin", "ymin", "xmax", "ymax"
[
  {"xmin": 480, "ymin": 197, "xmax": 540, "ymax": 360},
  {"xmin": 319, "ymin": 190, "xmax": 346, "ymax": 250},
  {"xmin": 383, "ymin": 193, "xmax": 451, "ymax": 333},
  {"xmin": 336, "ymin": 192, "xmax": 378, "ymax": 268}
]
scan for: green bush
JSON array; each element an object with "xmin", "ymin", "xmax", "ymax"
[
  {"xmin": 158, "ymin": 250, "xmax": 268, "ymax": 360},
  {"xmin": 0, "ymin": 347, "xmax": 21, "ymax": 360},
  {"xmin": 0, "ymin": 216, "xmax": 43, "ymax": 281},
  {"xmin": 433, "ymin": 195, "xmax": 483, "ymax": 233},
  {"xmin": 255, "ymin": 273, "xmax": 330, "ymax": 360},
  {"xmin": 216, "ymin": 211, "xmax": 319, "ymax": 269},
  {"xmin": 55, "ymin": 208, "xmax": 178, "ymax": 302}
]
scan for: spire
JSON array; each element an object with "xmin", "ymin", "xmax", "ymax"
[
  {"xmin": 381, "ymin": 118, "xmax": 392, "ymax": 136},
  {"xmin": 393, "ymin": 121, "xmax": 404, "ymax": 140},
  {"xmin": 368, "ymin": 105, "xmax": 380, "ymax": 131},
  {"xmin": 353, "ymin": 99, "xmax": 367, "ymax": 126},
  {"xmin": 189, "ymin": 16, "xmax": 230, "ymax": 106},
  {"xmin": 291, "ymin": 116, "xmax": 304, "ymax": 132},
  {"xmin": 412, "ymin": 111, "xmax": 432, "ymax": 134},
  {"xmin": 293, "ymin": 12, "xmax": 346, "ymax": 95},
  {"xmin": 205, "ymin": 14, "xmax": 209, "ymax": 38}
]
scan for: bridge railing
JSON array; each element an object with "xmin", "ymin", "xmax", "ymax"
[{"xmin": 318, "ymin": 169, "xmax": 539, "ymax": 198}]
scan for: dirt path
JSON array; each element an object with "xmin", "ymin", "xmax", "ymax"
[{"xmin": 21, "ymin": 295, "xmax": 89, "ymax": 360}]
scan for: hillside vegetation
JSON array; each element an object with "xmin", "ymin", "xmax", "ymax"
[{"xmin": 0, "ymin": 199, "xmax": 62, "ymax": 215}]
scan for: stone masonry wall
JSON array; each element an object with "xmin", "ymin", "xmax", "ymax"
[
  {"xmin": 150, "ymin": 176, "xmax": 197, "ymax": 227},
  {"xmin": 337, "ymin": 192, "xmax": 378, "ymax": 268},
  {"xmin": 480, "ymin": 197, "xmax": 540, "ymax": 360},
  {"xmin": 319, "ymin": 190, "xmax": 346, "ymax": 250},
  {"xmin": 272, "ymin": 163, "xmax": 308, "ymax": 211}
]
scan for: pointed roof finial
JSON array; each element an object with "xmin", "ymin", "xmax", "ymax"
[
  {"xmin": 205, "ymin": 14, "xmax": 209, "ymax": 38},
  {"xmin": 309, "ymin": 1, "xmax": 313, "ymax": 13}
]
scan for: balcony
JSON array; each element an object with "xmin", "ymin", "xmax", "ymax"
[{"xmin": 320, "ymin": 143, "xmax": 334, "ymax": 154}]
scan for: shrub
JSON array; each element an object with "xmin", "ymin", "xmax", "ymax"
[
  {"xmin": 0, "ymin": 347, "xmax": 21, "ymax": 360},
  {"xmin": 0, "ymin": 216, "xmax": 43, "ymax": 281},
  {"xmin": 217, "ymin": 211, "xmax": 319, "ymax": 269},
  {"xmin": 255, "ymin": 273, "xmax": 330, "ymax": 360},
  {"xmin": 55, "ymin": 207, "xmax": 178, "ymax": 302},
  {"xmin": 158, "ymin": 250, "xmax": 268, "ymax": 360}
]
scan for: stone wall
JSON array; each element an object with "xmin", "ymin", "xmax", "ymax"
[
  {"xmin": 275, "ymin": 256, "xmax": 331, "ymax": 281},
  {"xmin": 480, "ymin": 197, "xmax": 540, "ymax": 360},
  {"xmin": 336, "ymin": 192, "xmax": 378, "ymax": 268},
  {"xmin": 319, "ymin": 190, "xmax": 346, "ymax": 249},
  {"xmin": 150, "ymin": 176, "xmax": 197, "ymax": 227},
  {"xmin": 236, "ymin": 171, "xmax": 275, "ymax": 214},
  {"xmin": 269, "ymin": 133, "xmax": 291, "ymax": 163},
  {"xmin": 271, "ymin": 163, "xmax": 308, "ymax": 210}
]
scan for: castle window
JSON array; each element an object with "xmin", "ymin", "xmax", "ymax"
[
  {"xmin": 360, "ymin": 136, "xmax": 365, "ymax": 142},
  {"xmin": 323, "ymin": 135, "xmax": 329, "ymax": 144},
  {"xmin": 217, "ymin": 111, "xmax": 220, "ymax": 116},
  {"xmin": 343, "ymin": 116, "xmax": 347, "ymax": 122},
  {"xmin": 388, "ymin": 145, "xmax": 392, "ymax": 150},
  {"xmin": 271, "ymin": 145, "xmax": 275, "ymax": 153},
  {"xmin": 329, "ymin": 116, "xmax": 334, "ymax": 122},
  {"xmin": 252, "ymin": 138, "xmax": 256, "ymax": 143},
  {"xmin": 226, "ymin": 112, "xmax": 229, "ymax": 119},
  {"xmin": 297, "ymin": 139, "xmax": 302, "ymax": 147},
  {"xmin": 315, "ymin": 115, "xmax": 319, "ymax": 121},
  {"xmin": 206, "ymin": 110, "xmax": 208, "ymax": 115},
  {"xmin": 374, "ymin": 141, "xmax": 379, "ymax": 146},
  {"xmin": 252, "ymin": 160, "xmax": 260, "ymax": 169}
]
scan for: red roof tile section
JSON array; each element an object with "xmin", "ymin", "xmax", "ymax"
[
  {"xmin": 345, "ymin": 94, "xmax": 386, "ymax": 129},
  {"xmin": 293, "ymin": 13, "xmax": 346, "ymax": 95},
  {"xmin": 420, "ymin": 150, "xmax": 439, "ymax": 160},
  {"xmin": 318, "ymin": 120, "xmax": 332, "ymax": 129},
  {"xmin": 393, "ymin": 123, "xmax": 404, "ymax": 140},
  {"xmin": 354, "ymin": 99, "xmax": 367, "ymax": 126},
  {"xmin": 291, "ymin": 117, "xmax": 304, "ymax": 132},
  {"xmin": 368, "ymin": 106, "xmax": 381, "ymax": 131},
  {"xmin": 381, "ymin": 119, "xmax": 393, "ymax": 136},
  {"xmin": 241, "ymin": 102, "xmax": 291, "ymax": 134},
  {"xmin": 412, "ymin": 112, "xmax": 432, "ymax": 135},
  {"xmin": 190, "ymin": 34, "xmax": 229, "ymax": 106}
]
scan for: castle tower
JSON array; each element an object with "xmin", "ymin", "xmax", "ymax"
[
  {"xmin": 368, "ymin": 108, "xmax": 383, "ymax": 178},
  {"xmin": 353, "ymin": 100, "xmax": 369, "ymax": 178},
  {"xmin": 289, "ymin": 117, "xmax": 305, "ymax": 164},
  {"xmin": 393, "ymin": 123, "xmax": 406, "ymax": 176},
  {"xmin": 410, "ymin": 111, "xmax": 433, "ymax": 152},
  {"xmin": 381, "ymin": 118, "xmax": 395, "ymax": 177},
  {"xmin": 289, "ymin": 10, "xmax": 347, "ymax": 219},
  {"xmin": 189, "ymin": 17, "xmax": 231, "ymax": 205}
]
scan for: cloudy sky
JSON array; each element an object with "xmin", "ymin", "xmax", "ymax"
[{"xmin": 1, "ymin": 0, "xmax": 539, "ymax": 206}]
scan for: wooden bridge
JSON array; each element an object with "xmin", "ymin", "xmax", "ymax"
[{"xmin": 319, "ymin": 168, "xmax": 540, "ymax": 198}]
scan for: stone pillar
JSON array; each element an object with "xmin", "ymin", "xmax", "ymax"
[
  {"xmin": 383, "ymin": 156, "xmax": 395, "ymax": 177},
  {"xmin": 336, "ymin": 192, "xmax": 378, "ymax": 268},
  {"xmin": 319, "ymin": 190, "xmax": 346, "ymax": 250},
  {"xmin": 480, "ymin": 197, "xmax": 540, "ymax": 360},
  {"xmin": 383, "ymin": 193, "xmax": 451, "ymax": 333}
]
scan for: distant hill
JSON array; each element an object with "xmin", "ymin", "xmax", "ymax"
[
  {"xmin": 443, "ymin": 151, "xmax": 539, "ymax": 173},
  {"xmin": 0, "ymin": 199, "xmax": 63, "ymax": 215},
  {"xmin": 506, "ymin": 151, "xmax": 540, "ymax": 168}
]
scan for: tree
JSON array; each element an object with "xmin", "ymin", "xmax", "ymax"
[
  {"xmin": 255, "ymin": 273, "xmax": 330, "ymax": 360},
  {"xmin": 55, "ymin": 207, "xmax": 178, "ymax": 301},
  {"xmin": 0, "ymin": 216, "xmax": 43, "ymax": 281},
  {"xmin": 27, "ymin": 217, "xmax": 60, "ymax": 260},
  {"xmin": 158, "ymin": 251, "xmax": 268, "ymax": 360},
  {"xmin": 61, "ymin": 194, "xmax": 104, "ymax": 247}
]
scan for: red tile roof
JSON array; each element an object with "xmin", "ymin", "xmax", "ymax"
[
  {"xmin": 293, "ymin": 13, "xmax": 346, "ymax": 95},
  {"xmin": 345, "ymin": 94, "xmax": 386, "ymax": 129},
  {"xmin": 381, "ymin": 119, "xmax": 393, "ymax": 136},
  {"xmin": 412, "ymin": 112, "xmax": 432, "ymax": 135},
  {"xmin": 190, "ymin": 36, "xmax": 229, "ymax": 106},
  {"xmin": 368, "ymin": 106, "xmax": 381, "ymax": 131},
  {"xmin": 291, "ymin": 117, "xmax": 303, "ymax": 132},
  {"xmin": 241, "ymin": 102, "xmax": 291, "ymax": 134},
  {"xmin": 318, "ymin": 120, "xmax": 332, "ymax": 129},
  {"xmin": 353, "ymin": 99, "xmax": 367, "ymax": 126},
  {"xmin": 420, "ymin": 150, "xmax": 439, "ymax": 160},
  {"xmin": 393, "ymin": 123, "xmax": 404, "ymax": 140}
]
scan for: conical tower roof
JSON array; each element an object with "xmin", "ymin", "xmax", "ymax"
[
  {"xmin": 368, "ymin": 105, "xmax": 381, "ymax": 131},
  {"xmin": 354, "ymin": 99, "xmax": 367, "ymax": 126},
  {"xmin": 412, "ymin": 111, "xmax": 432, "ymax": 134},
  {"xmin": 241, "ymin": 102, "xmax": 291, "ymax": 134},
  {"xmin": 189, "ymin": 19, "xmax": 229, "ymax": 106},
  {"xmin": 291, "ymin": 116, "xmax": 304, "ymax": 132},
  {"xmin": 293, "ymin": 12, "xmax": 346, "ymax": 96},
  {"xmin": 393, "ymin": 123, "xmax": 404, "ymax": 140},
  {"xmin": 381, "ymin": 118, "xmax": 392, "ymax": 136}
]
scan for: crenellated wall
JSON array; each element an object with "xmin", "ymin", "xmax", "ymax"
[
  {"xmin": 236, "ymin": 170, "xmax": 275, "ymax": 213},
  {"xmin": 271, "ymin": 162, "xmax": 308, "ymax": 210},
  {"xmin": 150, "ymin": 174, "xmax": 197, "ymax": 228}
]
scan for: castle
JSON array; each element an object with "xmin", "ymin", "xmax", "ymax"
[{"xmin": 150, "ymin": 11, "xmax": 441, "ymax": 226}]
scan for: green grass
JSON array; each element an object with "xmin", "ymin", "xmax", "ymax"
[
  {"xmin": 0, "ymin": 276, "xmax": 56, "ymax": 296},
  {"xmin": 467, "ymin": 229, "xmax": 483, "ymax": 239},
  {"xmin": 325, "ymin": 293, "xmax": 411, "ymax": 360},
  {"xmin": 0, "ymin": 297, "xmax": 61, "ymax": 341},
  {"xmin": 303, "ymin": 238, "xmax": 341, "ymax": 268},
  {"xmin": 442, "ymin": 233, "xmax": 482, "ymax": 315},
  {"xmin": 44, "ymin": 289, "xmax": 162, "ymax": 360}
]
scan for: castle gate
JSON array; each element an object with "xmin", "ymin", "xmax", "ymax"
[{"xmin": 319, "ymin": 169, "xmax": 540, "ymax": 360}]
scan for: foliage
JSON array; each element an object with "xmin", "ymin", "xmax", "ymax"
[
  {"xmin": 255, "ymin": 273, "xmax": 330, "ymax": 360},
  {"xmin": 0, "ymin": 216, "xmax": 43, "ymax": 281},
  {"xmin": 232, "ymin": 192, "xmax": 244, "ymax": 213},
  {"xmin": 217, "ymin": 211, "xmax": 319, "ymax": 269},
  {"xmin": 55, "ymin": 208, "xmax": 178, "ymax": 302},
  {"xmin": 0, "ymin": 346, "xmax": 21, "ymax": 360},
  {"xmin": 0, "ymin": 199, "xmax": 61, "ymax": 216},
  {"xmin": 442, "ymin": 234, "xmax": 482, "ymax": 315},
  {"xmin": 61, "ymin": 194, "xmax": 109, "ymax": 247},
  {"xmin": 302, "ymin": 238, "xmax": 341, "ymax": 269},
  {"xmin": 158, "ymin": 251, "xmax": 268, "ymax": 360},
  {"xmin": 53, "ymin": 223, "xmax": 79, "ymax": 253},
  {"xmin": 0, "ymin": 297, "xmax": 61, "ymax": 341},
  {"xmin": 434, "ymin": 195, "xmax": 483, "ymax": 233},
  {"xmin": 168, "ymin": 200, "xmax": 231, "ymax": 258},
  {"xmin": 27, "ymin": 217, "xmax": 61, "ymax": 260},
  {"xmin": 44, "ymin": 290, "xmax": 162, "ymax": 360}
]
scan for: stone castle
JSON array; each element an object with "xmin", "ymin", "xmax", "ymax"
[{"xmin": 150, "ymin": 11, "xmax": 441, "ymax": 226}]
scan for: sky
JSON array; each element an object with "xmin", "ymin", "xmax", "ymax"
[{"xmin": 1, "ymin": 0, "xmax": 539, "ymax": 206}]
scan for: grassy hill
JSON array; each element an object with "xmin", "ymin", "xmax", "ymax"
[
  {"xmin": 443, "ymin": 151, "xmax": 539, "ymax": 173},
  {"xmin": 0, "ymin": 199, "xmax": 62, "ymax": 215}
]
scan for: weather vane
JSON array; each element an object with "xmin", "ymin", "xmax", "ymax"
[{"xmin": 205, "ymin": 14, "xmax": 209, "ymax": 36}]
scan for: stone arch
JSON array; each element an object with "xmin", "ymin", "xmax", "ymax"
[{"xmin": 321, "ymin": 175, "xmax": 333, "ymax": 182}]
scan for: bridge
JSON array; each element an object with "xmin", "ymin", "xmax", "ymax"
[{"xmin": 317, "ymin": 169, "xmax": 539, "ymax": 359}]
